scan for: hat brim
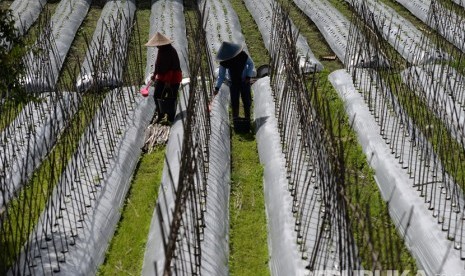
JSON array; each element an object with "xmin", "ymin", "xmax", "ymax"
[
  {"xmin": 144, "ymin": 39, "xmax": 173, "ymax": 47},
  {"xmin": 216, "ymin": 44, "xmax": 243, "ymax": 61},
  {"xmin": 144, "ymin": 33, "xmax": 174, "ymax": 47}
]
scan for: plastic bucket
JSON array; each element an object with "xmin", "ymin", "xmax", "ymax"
[
  {"xmin": 256, "ymin": 64, "xmax": 270, "ymax": 78},
  {"xmin": 140, "ymin": 86, "xmax": 149, "ymax": 97}
]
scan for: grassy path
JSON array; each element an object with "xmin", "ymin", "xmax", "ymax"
[
  {"xmin": 98, "ymin": 147, "xmax": 165, "ymax": 275},
  {"xmin": 227, "ymin": 0, "xmax": 269, "ymax": 275},
  {"xmin": 229, "ymin": 132, "xmax": 268, "ymax": 275}
]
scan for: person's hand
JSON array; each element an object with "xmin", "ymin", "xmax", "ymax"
[{"xmin": 213, "ymin": 87, "xmax": 219, "ymax": 96}]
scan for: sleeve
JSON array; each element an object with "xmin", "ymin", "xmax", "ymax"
[
  {"xmin": 215, "ymin": 65, "xmax": 226, "ymax": 89},
  {"xmin": 245, "ymin": 57, "xmax": 254, "ymax": 78}
]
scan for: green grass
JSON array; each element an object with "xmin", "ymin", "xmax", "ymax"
[
  {"xmin": 127, "ymin": 8, "xmax": 151, "ymax": 83},
  {"xmin": 0, "ymin": 100, "xmax": 25, "ymax": 131},
  {"xmin": 0, "ymin": 0, "xmax": 13, "ymax": 10},
  {"xmin": 98, "ymin": 147, "xmax": 165, "ymax": 275},
  {"xmin": 227, "ymin": 0, "xmax": 270, "ymax": 275},
  {"xmin": 229, "ymin": 132, "xmax": 268, "ymax": 276}
]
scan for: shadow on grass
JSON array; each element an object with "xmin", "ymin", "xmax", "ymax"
[{"xmin": 136, "ymin": 0, "xmax": 152, "ymax": 10}]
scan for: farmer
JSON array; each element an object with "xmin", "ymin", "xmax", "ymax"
[
  {"xmin": 214, "ymin": 41, "xmax": 254, "ymax": 122},
  {"xmin": 145, "ymin": 32, "xmax": 182, "ymax": 122}
]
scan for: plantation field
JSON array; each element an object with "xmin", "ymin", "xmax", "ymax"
[{"xmin": 1, "ymin": 0, "xmax": 464, "ymax": 275}]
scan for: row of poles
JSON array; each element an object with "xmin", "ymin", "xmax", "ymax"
[
  {"xmin": 345, "ymin": 0, "xmax": 465, "ymax": 260},
  {"xmin": 0, "ymin": 6, "xmax": 144, "ymax": 274},
  {"xmin": 155, "ymin": 2, "xmax": 214, "ymax": 275},
  {"xmin": 268, "ymin": 3, "xmax": 409, "ymax": 272},
  {"xmin": 2, "ymin": 0, "xmax": 436, "ymax": 273},
  {"xmin": 156, "ymin": 1, "xmax": 415, "ymax": 274}
]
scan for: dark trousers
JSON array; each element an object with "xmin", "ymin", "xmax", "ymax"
[
  {"xmin": 154, "ymin": 81, "xmax": 180, "ymax": 121},
  {"xmin": 230, "ymin": 80, "xmax": 251, "ymax": 119}
]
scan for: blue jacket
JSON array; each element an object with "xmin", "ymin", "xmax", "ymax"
[{"xmin": 215, "ymin": 56, "xmax": 254, "ymax": 89}]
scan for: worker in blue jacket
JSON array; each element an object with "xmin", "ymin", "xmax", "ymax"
[{"xmin": 214, "ymin": 42, "xmax": 254, "ymax": 121}]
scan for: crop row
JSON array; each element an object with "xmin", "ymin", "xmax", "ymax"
[{"xmin": 2, "ymin": 0, "xmax": 465, "ymax": 274}]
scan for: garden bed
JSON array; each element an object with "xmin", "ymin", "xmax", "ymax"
[
  {"xmin": 395, "ymin": 0, "xmax": 465, "ymax": 52},
  {"xmin": 394, "ymin": 0, "xmax": 430, "ymax": 22},
  {"xmin": 330, "ymin": 69, "xmax": 465, "ymax": 275},
  {"xmin": 199, "ymin": 0, "xmax": 251, "ymax": 70},
  {"xmin": 348, "ymin": 0, "xmax": 444, "ymax": 63},
  {"xmin": 142, "ymin": 0, "xmax": 248, "ymax": 273},
  {"xmin": 9, "ymin": 0, "xmax": 47, "ymax": 35},
  {"xmin": 0, "ymin": 93, "xmax": 78, "ymax": 208},
  {"xmin": 144, "ymin": 0, "xmax": 188, "ymax": 82},
  {"xmin": 428, "ymin": 0, "xmax": 465, "ymax": 53},
  {"xmin": 253, "ymin": 77, "xmax": 344, "ymax": 274},
  {"xmin": 401, "ymin": 65, "xmax": 465, "ymax": 147},
  {"xmin": 292, "ymin": 0, "xmax": 349, "ymax": 61},
  {"xmin": 25, "ymin": 0, "xmax": 91, "ymax": 91},
  {"xmin": 243, "ymin": 0, "xmax": 323, "ymax": 72},
  {"xmin": 77, "ymin": 0, "xmax": 136, "ymax": 91},
  {"xmin": 13, "ymin": 86, "xmax": 152, "ymax": 275}
]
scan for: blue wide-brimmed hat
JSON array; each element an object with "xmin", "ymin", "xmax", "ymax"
[{"xmin": 216, "ymin": 41, "xmax": 243, "ymax": 61}]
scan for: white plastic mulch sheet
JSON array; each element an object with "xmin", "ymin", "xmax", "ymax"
[
  {"xmin": 143, "ymin": 0, "xmax": 239, "ymax": 274},
  {"xmin": 199, "ymin": 86, "xmax": 231, "ymax": 276},
  {"xmin": 196, "ymin": 0, "xmax": 251, "ymax": 271},
  {"xmin": 199, "ymin": 0, "xmax": 251, "ymax": 71},
  {"xmin": 0, "ymin": 93, "xmax": 79, "ymax": 208},
  {"xmin": 144, "ymin": 0, "xmax": 188, "ymax": 83},
  {"xmin": 329, "ymin": 69, "xmax": 465, "ymax": 275},
  {"xmin": 253, "ymin": 77, "xmax": 317, "ymax": 275},
  {"xmin": 402, "ymin": 65, "xmax": 465, "ymax": 146},
  {"xmin": 77, "ymin": 0, "xmax": 136, "ymax": 91},
  {"xmin": 25, "ymin": 0, "xmax": 91, "ymax": 91},
  {"xmin": 141, "ymin": 83, "xmax": 189, "ymax": 276},
  {"xmin": 396, "ymin": 0, "xmax": 465, "ymax": 52},
  {"xmin": 395, "ymin": 0, "xmax": 430, "ymax": 23},
  {"xmin": 13, "ymin": 87, "xmax": 152, "ymax": 275},
  {"xmin": 243, "ymin": 0, "xmax": 323, "ymax": 72},
  {"xmin": 349, "ymin": 0, "xmax": 444, "ymax": 63},
  {"xmin": 453, "ymin": 0, "xmax": 465, "ymax": 7},
  {"xmin": 428, "ymin": 1, "xmax": 465, "ymax": 53},
  {"xmin": 141, "ymin": 0, "xmax": 193, "ymax": 274},
  {"xmin": 9, "ymin": 0, "xmax": 47, "ymax": 36},
  {"xmin": 292, "ymin": 0, "xmax": 349, "ymax": 62}
]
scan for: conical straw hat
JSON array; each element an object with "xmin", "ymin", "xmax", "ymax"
[
  {"xmin": 216, "ymin": 41, "xmax": 243, "ymax": 61},
  {"xmin": 145, "ymin": 32, "xmax": 174, "ymax": 47}
]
